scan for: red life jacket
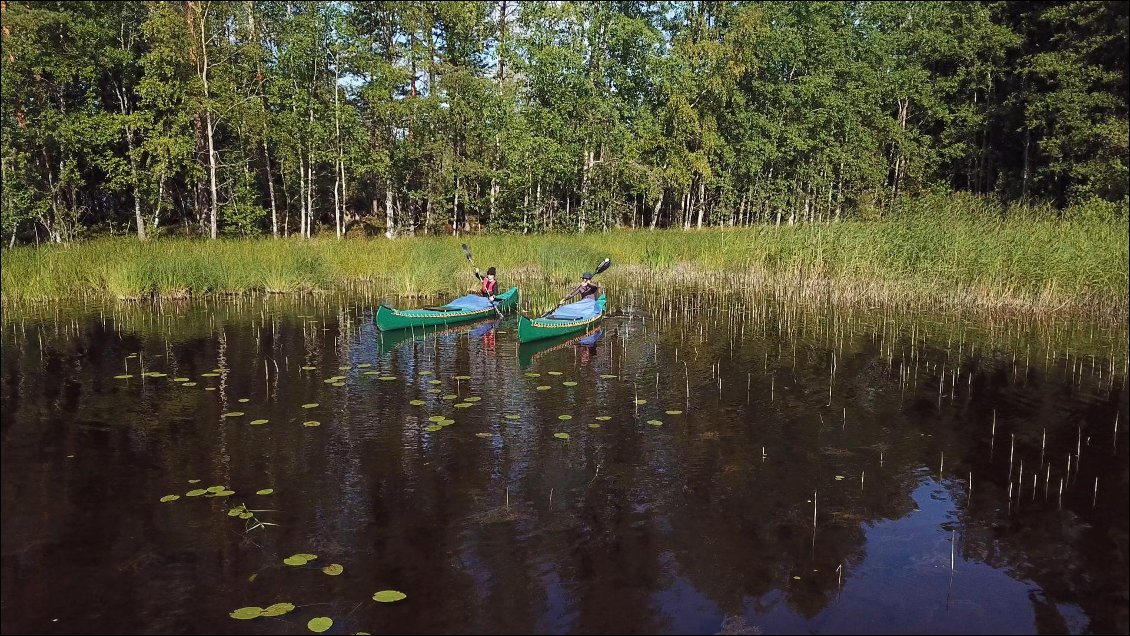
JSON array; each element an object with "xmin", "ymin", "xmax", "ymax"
[{"xmin": 481, "ymin": 277, "xmax": 497, "ymax": 296}]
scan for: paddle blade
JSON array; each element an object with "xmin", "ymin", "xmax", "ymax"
[
  {"xmin": 461, "ymin": 243, "xmax": 473, "ymax": 260},
  {"xmin": 593, "ymin": 258, "xmax": 612, "ymax": 276}
]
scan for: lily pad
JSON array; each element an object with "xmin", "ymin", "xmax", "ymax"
[
  {"xmin": 187, "ymin": 479, "xmax": 201, "ymax": 484},
  {"xmin": 296, "ymin": 553, "xmax": 317, "ymax": 560},
  {"xmin": 206, "ymin": 485, "xmax": 226, "ymax": 493},
  {"xmin": 302, "ymin": 403, "xmax": 319, "ymax": 409},
  {"xmin": 372, "ymin": 590, "xmax": 407, "ymax": 603},
  {"xmin": 441, "ymin": 394, "xmax": 458, "ymax": 400},
  {"xmin": 588, "ymin": 423, "xmax": 601, "ymax": 429},
  {"xmin": 260, "ymin": 602, "xmax": 295, "ymax": 617},
  {"xmin": 600, "ymin": 374, "xmax": 618, "ymax": 379},
  {"xmin": 554, "ymin": 432, "xmax": 571, "ymax": 440},
  {"xmin": 634, "ymin": 399, "xmax": 647, "ymax": 405},
  {"xmin": 647, "ymin": 419, "xmax": 663, "ymax": 426},
  {"xmin": 504, "ymin": 414, "xmax": 520, "ymax": 420},
  {"xmin": 357, "ymin": 363, "xmax": 372, "ymax": 368},
  {"xmin": 558, "ymin": 414, "xmax": 572, "ymax": 420},
  {"xmin": 256, "ymin": 488, "xmax": 274, "ymax": 495},
  {"xmin": 238, "ymin": 398, "xmax": 250, "ymax": 403},
  {"xmin": 239, "ymin": 511, "xmax": 254, "ymax": 519},
  {"xmin": 475, "ymin": 433, "xmax": 493, "ymax": 438},
  {"xmin": 338, "ymin": 366, "xmax": 353, "ymax": 371},
  {"xmin": 173, "ymin": 377, "xmax": 190, "ymax": 382},
  {"xmin": 426, "ymin": 388, "xmax": 442, "ymax": 394},
  {"xmin": 250, "ymin": 419, "xmax": 269, "ymax": 425},
  {"xmin": 463, "ymin": 396, "xmax": 482, "ymax": 402},
  {"xmin": 307, "ymin": 617, "xmax": 333, "ymax": 633},
  {"xmin": 228, "ymin": 506, "xmax": 245, "ymax": 516},
  {"xmin": 211, "ymin": 490, "xmax": 236, "ymax": 497},
  {"xmin": 524, "ymin": 372, "xmax": 541, "ymax": 377},
  {"xmin": 439, "ymin": 418, "xmax": 455, "ymax": 426},
  {"xmin": 536, "ymin": 385, "xmax": 551, "ymax": 391},
  {"xmin": 835, "ymin": 475, "xmax": 845, "ymax": 481},
  {"xmin": 322, "ymin": 563, "xmax": 344, "ymax": 576},
  {"xmin": 301, "ymin": 366, "xmax": 317, "ymax": 371},
  {"xmin": 159, "ymin": 494, "xmax": 180, "ymax": 503},
  {"xmin": 378, "ymin": 376, "xmax": 397, "ymax": 381},
  {"xmin": 183, "ymin": 382, "xmax": 198, "ymax": 387},
  {"xmin": 303, "ymin": 421, "xmax": 321, "ymax": 427},
  {"xmin": 427, "ymin": 415, "xmax": 446, "ymax": 422},
  {"xmin": 222, "ymin": 412, "xmax": 245, "ymax": 418},
  {"xmin": 418, "ymin": 370, "xmax": 433, "ymax": 376},
  {"xmin": 427, "ymin": 379, "xmax": 443, "ymax": 385},
  {"xmin": 205, "ymin": 387, "xmax": 217, "ymax": 391},
  {"xmin": 363, "ymin": 370, "xmax": 380, "ymax": 376},
  {"xmin": 547, "ymin": 371, "xmax": 563, "ymax": 376},
  {"xmin": 332, "ymin": 382, "xmax": 345, "ymax": 387},
  {"xmin": 186, "ymin": 488, "xmax": 208, "ymax": 497},
  {"xmin": 562, "ymin": 381, "xmax": 578, "ymax": 387},
  {"xmin": 283, "ymin": 555, "xmax": 309, "ymax": 566},
  {"xmin": 454, "ymin": 375, "xmax": 471, "ymax": 380},
  {"xmin": 595, "ymin": 416, "xmax": 612, "ymax": 421},
  {"xmin": 230, "ymin": 607, "xmax": 263, "ymax": 620},
  {"xmin": 424, "ymin": 425, "xmax": 443, "ymax": 432},
  {"xmin": 201, "ymin": 372, "xmax": 220, "ymax": 377},
  {"xmin": 455, "ymin": 402, "xmax": 474, "ymax": 408},
  {"xmin": 665, "ymin": 410, "xmax": 683, "ymax": 415},
  {"xmin": 410, "ymin": 400, "xmax": 426, "ymax": 406}
]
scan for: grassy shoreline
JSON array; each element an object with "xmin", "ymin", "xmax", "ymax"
[{"xmin": 2, "ymin": 218, "xmax": 1127, "ymax": 320}]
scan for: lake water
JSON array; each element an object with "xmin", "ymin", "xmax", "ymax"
[{"xmin": 2, "ymin": 292, "xmax": 1126, "ymax": 634}]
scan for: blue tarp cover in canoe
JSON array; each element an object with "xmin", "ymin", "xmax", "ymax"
[
  {"xmin": 549, "ymin": 298, "xmax": 599, "ymax": 320},
  {"xmin": 444, "ymin": 294, "xmax": 495, "ymax": 310}
]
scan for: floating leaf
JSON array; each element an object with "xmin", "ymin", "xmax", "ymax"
[
  {"xmin": 187, "ymin": 479, "xmax": 201, "ymax": 483},
  {"xmin": 250, "ymin": 419, "xmax": 269, "ymax": 425},
  {"xmin": 206, "ymin": 485, "xmax": 226, "ymax": 493},
  {"xmin": 256, "ymin": 488, "xmax": 274, "ymax": 495},
  {"xmin": 463, "ymin": 396, "xmax": 481, "ymax": 402},
  {"xmin": 547, "ymin": 371, "xmax": 563, "ymax": 376},
  {"xmin": 239, "ymin": 512, "xmax": 254, "ymax": 520},
  {"xmin": 323, "ymin": 378, "xmax": 340, "ymax": 384},
  {"xmin": 410, "ymin": 400, "xmax": 426, "ymax": 406},
  {"xmin": 302, "ymin": 403, "xmax": 319, "ymax": 409},
  {"xmin": 553, "ymin": 432, "xmax": 571, "ymax": 440},
  {"xmin": 186, "ymin": 489, "xmax": 208, "ymax": 497},
  {"xmin": 230, "ymin": 607, "xmax": 263, "ymax": 620},
  {"xmin": 205, "ymin": 387, "xmax": 217, "ymax": 391},
  {"xmin": 834, "ymin": 475, "xmax": 845, "ymax": 481},
  {"xmin": 588, "ymin": 423, "xmax": 601, "ymax": 429},
  {"xmin": 173, "ymin": 377, "xmax": 190, "ymax": 382},
  {"xmin": 427, "ymin": 379, "xmax": 443, "ymax": 385},
  {"xmin": 647, "ymin": 419, "xmax": 663, "ymax": 426},
  {"xmin": 454, "ymin": 375, "xmax": 471, "ymax": 380},
  {"xmin": 227, "ymin": 506, "xmax": 245, "ymax": 516},
  {"xmin": 283, "ymin": 555, "xmax": 308, "ymax": 566},
  {"xmin": 424, "ymin": 425, "xmax": 443, "ymax": 432},
  {"xmin": 201, "ymin": 373, "xmax": 220, "ymax": 378},
  {"xmin": 378, "ymin": 376, "xmax": 396, "ymax": 381},
  {"xmin": 332, "ymin": 382, "xmax": 345, "ymax": 387},
  {"xmin": 441, "ymin": 394, "xmax": 458, "ymax": 400},
  {"xmin": 595, "ymin": 416, "xmax": 612, "ymax": 421},
  {"xmin": 296, "ymin": 553, "xmax": 317, "ymax": 560},
  {"xmin": 301, "ymin": 366, "xmax": 316, "ymax": 371},
  {"xmin": 143, "ymin": 372, "xmax": 167, "ymax": 378},
  {"xmin": 665, "ymin": 410, "xmax": 683, "ymax": 415},
  {"xmin": 439, "ymin": 418, "xmax": 455, "ymax": 426},
  {"xmin": 372, "ymin": 590, "xmax": 407, "ymax": 603},
  {"xmin": 338, "ymin": 366, "xmax": 353, "ymax": 371},
  {"xmin": 536, "ymin": 385, "xmax": 551, "ymax": 391},
  {"xmin": 307, "ymin": 617, "xmax": 333, "ymax": 633},
  {"xmin": 504, "ymin": 414, "xmax": 520, "ymax": 420},
  {"xmin": 260, "ymin": 602, "xmax": 295, "ymax": 617},
  {"xmin": 475, "ymin": 433, "xmax": 493, "ymax": 438},
  {"xmin": 634, "ymin": 399, "xmax": 647, "ymax": 405},
  {"xmin": 557, "ymin": 414, "xmax": 572, "ymax": 420},
  {"xmin": 454, "ymin": 403, "xmax": 473, "ymax": 408},
  {"xmin": 562, "ymin": 381, "xmax": 578, "ymax": 387},
  {"xmin": 211, "ymin": 368, "xmax": 223, "ymax": 373},
  {"xmin": 238, "ymin": 398, "xmax": 250, "ymax": 403},
  {"xmin": 362, "ymin": 371, "xmax": 380, "ymax": 376},
  {"xmin": 322, "ymin": 564, "xmax": 344, "ymax": 576},
  {"xmin": 600, "ymin": 374, "xmax": 618, "ymax": 379},
  {"xmin": 160, "ymin": 495, "xmax": 180, "ymax": 503},
  {"xmin": 182, "ymin": 382, "xmax": 198, "ymax": 387},
  {"xmin": 303, "ymin": 421, "xmax": 321, "ymax": 427},
  {"xmin": 418, "ymin": 370, "xmax": 433, "ymax": 376},
  {"xmin": 222, "ymin": 412, "xmax": 245, "ymax": 418},
  {"xmin": 427, "ymin": 416, "xmax": 446, "ymax": 423},
  {"xmin": 213, "ymin": 490, "xmax": 236, "ymax": 497},
  {"xmin": 524, "ymin": 372, "xmax": 541, "ymax": 377},
  {"xmin": 357, "ymin": 363, "xmax": 372, "ymax": 368},
  {"xmin": 427, "ymin": 388, "xmax": 442, "ymax": 394}
]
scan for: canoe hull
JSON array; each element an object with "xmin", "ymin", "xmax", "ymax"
[
  {"xmin": 517, "ymin": 294, "xmax": 606, "ymax": 343},
  {"xmin": 375, "ymin": 287, "xmax": 518, "ymax": 331}
]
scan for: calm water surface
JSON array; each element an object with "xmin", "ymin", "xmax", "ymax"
[{"xmin": 2, "ymin": 292, "xmax": 1127, "ymax": 634}]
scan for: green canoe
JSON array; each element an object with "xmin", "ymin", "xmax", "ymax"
[
  {"xmin": 375, "ymin": 287, "xmax": 519, "ymax": 331},
  {"xmin": 517, "ymin": 294, "xmax": 606, "ymax": 343}
]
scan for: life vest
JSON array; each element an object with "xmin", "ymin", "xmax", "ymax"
[{"xmin": 481, "ymin": 278, "xmax": 497, "ymax": 296}]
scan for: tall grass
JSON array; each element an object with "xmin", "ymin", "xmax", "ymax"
[{"xmin": 2, "ymin": 205, "xmax": 1126, "ymax": 319}]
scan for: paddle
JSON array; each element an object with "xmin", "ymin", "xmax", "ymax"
[
  {"xmin": 539, "ymin": 257, "xmax": 612, "ymax": 318},
  {"xmin": 460, "ymin": 243, "xmax": 503, "ymax": 317}
]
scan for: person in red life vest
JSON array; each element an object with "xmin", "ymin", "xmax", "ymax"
[{"xmin": 471, "ymin": 266, "xmax": 498, "ymax": 302}]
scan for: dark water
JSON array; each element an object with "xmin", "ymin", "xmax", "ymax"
[{"xmin": 2, "ymin": 294, "xmax": 1127, "ymax": 635}]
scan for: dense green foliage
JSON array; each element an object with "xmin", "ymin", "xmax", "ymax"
[{"xmin": 1, "ymin": 1, "xmax": 1127, "ymax": 243}]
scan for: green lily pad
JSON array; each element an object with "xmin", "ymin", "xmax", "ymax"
[
  {"xmin": 307, "ymin": 617, "xmax": 333, "ymax": 633},
  {"xmin": 159, "ymin": 494, "xmax": 180, "ymax": 503},
  {"xmin": 283, "ymin": 555, "xmax": 308, "ymax": 566},
  {"xmin": 239, "ymin": 511, "xmax": 254, "ymax": 519},
  {"xmin": 182, "ymin": 382, "xmax": 198, "ymax": 387},
  {"xmin": 463, "ymin": 396, "xmax": 482, "ymax": 402},
  {"xmin": 212, "ymin": 490, "xmax": 236, "ymax": 497},
  {"xmin": 600, "ymin": 374, "xmax": 618, "ymax": 379},
  {"xmin": 424, "ymin": 425, "xmax": 443, "ymax": 432},
  {"xmin": 475, "ymin": 432, "xmax": 493, "ymax": 438},
  {"xmin": 428, "ymin": 415, "xmax": 446, "ymax": 422},
  {"xmin": 201, "ymin": 372, "xmax": 220, "ymax": 377},
  {"xmin": 410, "ymin": 400, "xmax": 426, "ymax": 406},
  {"xmin": 238, "ymin": 398, "xmax": 250, "ymax": 403},
  {"xmin": 588, "ymin": 423, "xmax": 601, "ymax": 429},
  {"xmin": 173, "ymin": 377, "xmax": 190, "ymax": 382},
  {"xmin": 504, "ymin": 414, "xmax": 520, "ymax": 420},
  {"xmin": 378, "ymin": 376, "xmax": 396, "ymax": 381},
  {"xmin": 143, "ymin": 372, "xmax": 167, "ymax": 377},
  {"xmin": 454, "ymin": 375, "xmax": 471, "ymax": 380},
  {"xmin": 211, "ymin": 368, "xmax": 223, "ymax": 373},
  {"xmin": 562, "ymin": 381, "xmax": 578, "ymax": 387},
  {"xmin": 363, "ymin": 370, "xmax": 380, "ymax": 376},
  {"xmin": 322, "ymin": 563, "xmax": 344, "ymax": 576},
  {"xmin": 222, "ymin": 412, "xmax": 244, "ymax": 418},
  {"xmin": 323, "ymin": 378, "xmax": 340, "ymax": 384},
  {"xmin": 332, "ymin": 382, "xmax": 345, "ymax": 387},
  {"xmin": 250, "ymin": 419, "xmax": 269, "ymax": 425},
  {"xmin": 554, "ymin": 432, "xmax": 571, "ymax": 440},
  {"xmin": 227, "ymin": 506, "xmax": 245, "ymax": 516},
  {"xmin": 536, "ymin": 385, "xmax": 551, "ymax": 391},
  {"xmin": 428, "ymin": 379, "xmax": 443, "ymax": 385},
  {"xmin": 303, "ymin": 421, "xmax": 321, "ymax": 427},
  {"xmin": 439, "ymin": 418, "xmax": 455, "ymax": 426},
  {"xmin": 205, "ymin": 387, "xmax": 217, "ymax": 391},
  {"xmin": 186, "ymin": 489, "xmax": 208, "ymax": 497},
  {"xmin": 230, "ymin": 606, "xmax": 263, "ymax": 620},
  {"xmin": 187, "ymin": 479, "xmax": 201, "ymax": 483},
  {"xmin": 595, "ymin": 416, "xmax": 612, "ymax": 421},
  {"xmin": 647, "ymin": 419, "xmax": 663, "ymax": 426},
  {"xmin": 302, "ymin": 403, "xmax": 319, "ymax": 409},
  {"xmin": 357, "ymin": 363, "xmax": 372, "ymax": 368},
  {"xmin": 524, "ymin": 372, "xmax": 541, "ymax": 377},
  {"xmin": 558, "ymin": 414, "xmax": 572, "ymax": 420},
  {"xmin": 301, "ymin": 366, "xmax": 316, "ymax": 371},
  {"xmin": 665, "ymin": 410, "xmax": 683, "ymax": 415},
  {"xmin": 454, "ymin": 403, "xmax": 473, "ymax": 408},
  {"xmin": 256, "ymin": 488, "xmax": 274, "ymax": 495},
  {"xmin": 427, "ymin": 388, "xmax": 442, "ymax": 394},
  {"xmin": 338, "ymin": 366, "xmax": 352, "ymax": 370},
  {"xmin": 441, "ymin": 394, "xmax": 458, "ymax": 400},
  {"xmin": 418, "ymin": 370, "xmax": 433, "ymax": 376},
  {"xmin": 634, "ymin": 399, "xmax": 647, "ymax": 405},
  {"xmin": 206, "ymin": 485, "xmax": 226, "ymax": 493},
  {"xmin": 372, "ymin": 590, "xmax": 407, "ymax": 603},
  {"xmin": 547, "ymin": 371, "xmax": 563, "ymax": 376},
  {"xmin": 260, "ymin": 602, "xmax": 295, "ymax": 617},
  {"xmin": 296, "ymin": 553, "xmax": 317, "ymax": 560}
]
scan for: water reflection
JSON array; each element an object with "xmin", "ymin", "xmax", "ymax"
[{"xmin": 1, "ymin": 294, "xmax": 1126, "ymax": 634}]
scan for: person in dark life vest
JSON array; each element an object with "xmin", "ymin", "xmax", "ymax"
[
  {"xmin": 559, "ymin": 272, "xmax": 599, "ymax": 305},
  {"xmin": 472, "ymin": 266, "xmax": 498, "ymax": 301}
]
